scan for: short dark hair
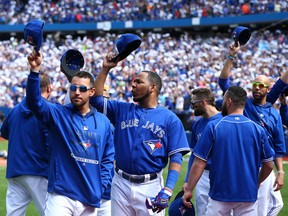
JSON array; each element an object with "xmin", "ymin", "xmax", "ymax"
[
  {"xmin": 192, "ymin": 88, "xmax": 215, "ymax": 106},
  {"xmin": 142, "ymin": 70, "xmax": 162, "ymax": 93},
  {"xmin": 226, "ymin": 86, "xmax": 247, "ymax": 107},
  {"xmin": 73, "ymin": 71, "xmax": 95, "ymax": 87},
  {"xmin": 40, "ymin": 72, "xmax": 51, "ymax": 93}
]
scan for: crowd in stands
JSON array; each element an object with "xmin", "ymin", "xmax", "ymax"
[
  {"xmin": 0, "ymin": 0, "xmax": 287, "ymax": 24},
  {"xmin": 1, "ymin": 29, "xmax": 288, "ymax": 114}
]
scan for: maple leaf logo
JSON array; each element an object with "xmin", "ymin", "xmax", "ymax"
[{"xmin": 144, "ymin": 140, "xmax": 162, "ymax": 154}]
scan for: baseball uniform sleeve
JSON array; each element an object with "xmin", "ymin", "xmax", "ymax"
[
  {"xmin": 267, "ymin": 78, "xmax": 288, "ymax": 104},
  {"xmin": 167, "ymin": 113, "xmax": 190, "ymax": 156},
  {"xmin": 100, "ymin": 121, "xmax": 115, "ymax": 192},
  {"xmin": 280, "ymin": 104, "xmax": 288, "ymax": 127},
  {"xmin": 260, "ymin": 127, "xmax": 275, "ymax": 162},
  {"xmin": 26, "ymin": 71, "xmax": 52, "ymax": 125},
  {"xmin": 271, "ymin": 113, "xmax": 286, "ymax": 157},
  {"xmin": 218, "ymin": 77, "xmax": 231, "ymax": 94}
]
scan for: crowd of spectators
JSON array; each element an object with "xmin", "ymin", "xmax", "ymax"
[
  {"xmin": 0, "ymin": 0, "xmax": 287, "ymax": 24},
  {"xmin": 1, "ymin": 29, "xmax": 288, "ymax": 114}
]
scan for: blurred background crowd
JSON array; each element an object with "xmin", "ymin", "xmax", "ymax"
[{"xmin": 0, "ymin": 0, "xmax": 288, "ymax": 131}]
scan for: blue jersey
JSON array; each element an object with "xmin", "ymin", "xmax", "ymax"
[
  {"xmin": 185, "ymin": 113, "xmax": 222, "ymax": 182},
  {"xmin": 90, "ymin": 96, "xmax": 190, "ymax": 175},
  {"xmin": 26, "ymin": 72, "xmax": 115, "ymax": 208},
  {"xmin": 194, "ymin": 115, "xmax": 274, "ymax": 202},
  {"xmin": 219, "ymin": 78, "xmax": 286, "ymax": 157},
  {"xmin": 1, "ymin": 98, "xmax": 49, "ymax": 179}
]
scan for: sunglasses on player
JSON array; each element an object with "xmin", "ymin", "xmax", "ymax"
[
  {"xmin": 252, "ymin": 82, "xmax": 269, "ymax": 89},
  {"xmin": 70, "ymin": 84, "xmax": 93, "ymax": 92},
  {"xmin": 190, "ymin": 99, "xmax": 202, "ymax": 106}
]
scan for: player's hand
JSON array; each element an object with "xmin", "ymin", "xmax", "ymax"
[
  {"xmin": 228, "ymin": 41, "xmax": 240, "ymax": 57},
  {"xmin": 27, "ymin": 50, "xmax": 42, "ymax": 72},
  {"xmin": 153, "ymin": 188, "xmax": 172, "ymax": 213},
  {"xmin": 102, "ymin": 52, "xmax": 119, "ymax": 70},
  {"xmin": 182, "ymin": 190, "xmax": 193, "ymax": 208},
  {"xmin": 274, "ymin": 171, "xmax": 284, "ymax": 191}
]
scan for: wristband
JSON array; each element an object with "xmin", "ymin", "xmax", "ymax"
[
  {"xmin": 165, "ymin": 170, "xmax": 180, "ymax": 190},
  {"xmin": 227, "ymin": 55, "xmax": 236, "ymax": 60},
  {"xmin": 277, "ymin": 171, "xmax": 285, "ymax": 175}
]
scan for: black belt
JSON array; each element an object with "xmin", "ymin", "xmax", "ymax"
[{"xmin": 115, "ymin": 167, "xmax": 158, "ymax": 183}]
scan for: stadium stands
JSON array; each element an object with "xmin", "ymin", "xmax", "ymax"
[{"xmin": 0, "ymin": 0, "xmax": 287, "ymax": 24}]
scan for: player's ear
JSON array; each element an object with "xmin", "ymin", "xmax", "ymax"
[
  {"xmin": 89, "ymin": 87, "xmax": 96, "ymax": 97},
  {"xmin": 150, "ymin": 84, "xmax": 158, "ymax": 93}
]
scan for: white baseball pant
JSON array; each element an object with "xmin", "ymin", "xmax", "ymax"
[
  {"xmin": 111, "ymin": 171, "xmax": 164, "ymax": 216},
  {"xmin": 6, "ymin": 175, "xmax": 48, "ymax": 216},
  {"xmin": 195, "ymin": 169, "xmax": 210, "ymax": 215},
  {"xmin": 258, "ymin": 170, "xmax": 283, "ymax": 216},
  {"xmin": 45, "ymin": 192, "xmax": 97, "ymax": 216},
  {"xmin": 205, "ymin": 197, "xmax": 257, "ymax": 216},
  {"xmin": 97, "ymin": 199, "xmax": 111, "ymax": 216}
]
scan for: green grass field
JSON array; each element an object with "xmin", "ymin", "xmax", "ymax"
[{"xmin": 0, "ymin": 140, "xmax": 287, "ymax": 216}]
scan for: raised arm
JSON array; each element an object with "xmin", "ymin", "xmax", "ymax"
[
  {"xmin": 219, "ymin": 42, "xmax": 240, "ymax": 79},
  {"xmin": 94, "ymin": 53, "xmax": 119, "ymax": 96}
]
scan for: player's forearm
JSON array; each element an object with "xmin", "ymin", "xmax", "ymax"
[
  {"xmin": 258, "ymin": 161, "xmax": 274, "ymax": 186},
  {"xmin": 219, "ymin": 59, "xmax": 233, "ymax": 79},
  {"xmin": 165, "ymin": 161, "xmax": 181, "ymax": 191},
  {"xmin": 186, "ymin": 157, "xmax": 206, "ymax": 192},
  {"xmin": 274, "ymin": 157, "xmax": 284, "ymax": 172},
  {"xmin": 94, "ymin": 66, "xmax": 110, "ymax": 96}
]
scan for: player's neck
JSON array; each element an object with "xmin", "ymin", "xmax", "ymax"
[{"xmin": 203, "ymin": 106, "xmax": 219, "ymax": 118}]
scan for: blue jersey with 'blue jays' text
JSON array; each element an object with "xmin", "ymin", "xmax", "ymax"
[
  {"xmin": 194, "ymin": 114, "xmax": 274, "ymax": 202},
  {"xmin": 90, "ymin": 96, "xmax": 190, "ymax": 175}
]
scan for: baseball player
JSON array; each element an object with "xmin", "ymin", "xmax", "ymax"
[
  {"xmin": 182, "ymin": 88, "xmax": 222, "ymax": 215},
  {"xmin": 90, "ymin": 53, "xmax": 190, "ymax": 216},
  {"xmin": 26, "ymin": 50, "xmax": 115, "ymax": 215},
  {"xmin": 1, "ymin": 72, "xmax": 51, "ymax": 216},
  {"xmin": 219, "ymin": 42, "xmax": 286, "ymax": 215},
  {"xmin": 183, "ymin": 86, "xmax": 275, "ymax": 215},
  {"xmin": 64, "ymin": 83, "xmax": 114, "ymax": 216}
]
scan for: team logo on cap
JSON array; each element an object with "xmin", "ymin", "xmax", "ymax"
[
  {"xmin": 179, "ymin": 205, "xmax": 187, "ymax": 215},
  {"xmin": 144, "ymin": 139, "xmax": 162, "ymax": 154}
]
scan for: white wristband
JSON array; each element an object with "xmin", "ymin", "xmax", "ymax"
[{"xmin": 277, "ymin": 171, "xmax": 285, "ymax": 175}]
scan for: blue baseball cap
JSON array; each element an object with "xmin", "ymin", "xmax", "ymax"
[
  {"xmin": 231, "ymin": 26, "xmax": 251, "ymax": 46},
  {"xmin": 60, "ymin": 49, "xmax": 85, "ymax": 81},
  {"xmin": 168, "ymin": 190, "xmax": 195, "ymax": 216},
  {"xmin": 24, "ymin": 19, "xmax": 45, "ymax": 52},
  {"xmin": 114, "ymin": 33, "xmax": 142, "ymax": 61}
]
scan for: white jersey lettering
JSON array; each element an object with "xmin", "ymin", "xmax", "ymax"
[{"xmin": 121, "ymin": 119, "xmax": 139, "ymax": 129}]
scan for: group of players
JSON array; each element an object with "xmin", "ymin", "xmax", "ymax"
[{"xmin": 1, "ymin": 35, "xmax": 287, "ymax": 216}]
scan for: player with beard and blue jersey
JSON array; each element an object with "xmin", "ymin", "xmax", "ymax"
[
  {"xmin": 182, "ymin": 88, "xmax": 221, "ymax": 215},
  {"xmin": 183, "ymin": 86, "xmax": 274, "ymax": 215}
]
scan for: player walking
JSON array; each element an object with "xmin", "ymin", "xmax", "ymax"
[
  {"xmin": 1, "ymin": 73, "xmax": 51, "ymax": 216},
  {"xmin": 182, "ymin": 88, "xmax": 222, "ymax": 215}
]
